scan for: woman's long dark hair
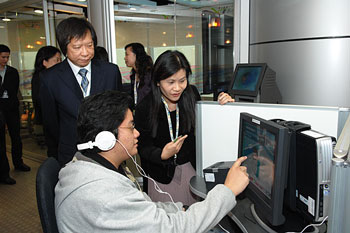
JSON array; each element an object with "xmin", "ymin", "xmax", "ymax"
[
  {"xmin": 150, "ymin": 50, "xmax": 196, "ymax": 137},
  {"xmin": 33, "ymin": 46, "xmax": 61, "ymax": 76},
  {"xmin": 124, "ymin": 43, "xmax": 153, "ymax": 88}
]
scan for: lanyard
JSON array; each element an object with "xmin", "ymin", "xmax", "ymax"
[
  {"xmin": 133, "ymin": 80, "xmax": 139, "ymax": 105},
  {"xmin": 161, "ymin": 96, "xmax": 179, "ymax": 163}
]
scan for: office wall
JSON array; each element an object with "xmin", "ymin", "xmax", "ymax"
[{"xmin": 249, "ymin": 0, "xmax": 350, "ymax": 108}]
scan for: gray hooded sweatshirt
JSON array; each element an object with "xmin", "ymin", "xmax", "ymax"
[{"xmin": 55, "ymin": 153, "xmax": 237, "ymax": 233}]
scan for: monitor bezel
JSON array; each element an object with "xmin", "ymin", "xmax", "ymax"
[
  {"xmin": 238, "ymin": 112, "xmax": 289, "ymax": 226},
  {"xmin": 228, "ymin": 63, "xmax": 267, "ymax": 97}
]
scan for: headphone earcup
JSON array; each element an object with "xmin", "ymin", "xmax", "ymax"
[{"xmin": 94, "ymin": 131, "xmax": 116, "ymax": 151}]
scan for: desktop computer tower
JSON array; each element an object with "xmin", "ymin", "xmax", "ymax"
[
  {"xmin": 295, "ymin": 129, "xmax": 334, "ymax": 223},
  {"xmin": 270, "ymin": 120, "xmax": 311, "ymax": 212}
]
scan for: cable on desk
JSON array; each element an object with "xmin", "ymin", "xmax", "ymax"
[
  {"xmin": 251, "ymin": 203, "xmax": 327, "ymax": 233},
  {"xmin": 250, "ymin": 204, "xmax": 278, "ymax": 233},
  {"xmin": 226, "ymin": 211, "xmax": 249, "ymax": 233},
  {"xmin": 218, "ymin": 223, "xmax": 230, "ymax": 233},
  {"xmin": 297, "ymin": 216, "xmax": 327, "ymax": 233}
]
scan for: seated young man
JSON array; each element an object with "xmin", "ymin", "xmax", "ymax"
[{"xmin": 54, "ymin": 91, "xmax": 249, "ymax": 233}]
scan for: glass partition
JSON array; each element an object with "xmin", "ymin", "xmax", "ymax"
[{"xmin": 114, "ymin": 0, "xmax": 234, "ymax": 95}]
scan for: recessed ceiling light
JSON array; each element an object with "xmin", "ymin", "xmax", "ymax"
[{"xmin": 34, "ymin": 9, "xmax": 43, "ymax": 14}]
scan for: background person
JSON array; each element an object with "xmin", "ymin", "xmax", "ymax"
[
  {"xmin": 124, "ymin": 42, "xmax": 153, "ymax": 106},
  {"xmin": 55, "ymin": 90, "xmax": 249, "ymax": 232},
  {"xmin": 31, "ymin": 46, "xmax": 61, "ymax": 155},
  {"xmin": 135, "ymin": 50, "xmax": 233, "ymax": 205},
  {"xmin": 40, "ymin": 17, "xmax": 122, "ymax": 166},
  {"xmin": 93, "ymin": 46, "xmax": 109, "ymax": 62},
  {"xmin": 0, "ymin": 44, "xmax": 30, "ymax": 185}
]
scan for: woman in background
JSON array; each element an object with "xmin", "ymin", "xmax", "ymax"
[
  {"xmin": 124, "ymin": 43, "xmax": 153, "ymax": 106},
  {"xmin": 31, "ymin": 46, "xmax": 61, "ymax": 156},
  {"xmin": 135, "ymin": 50, "xmax": 233, "ymax": 205}
]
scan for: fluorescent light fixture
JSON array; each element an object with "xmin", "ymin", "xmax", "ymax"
[{"xmin": 2, "ymin": 18, "xmax": 11, "ymax": 22}]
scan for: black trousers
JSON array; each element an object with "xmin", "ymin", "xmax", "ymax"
[{"xmin": 0, "ymin": 108, "xmax": 23, "ymax": 178}]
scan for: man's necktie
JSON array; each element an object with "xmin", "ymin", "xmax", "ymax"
[{"xmin": 78, "ymin": 68, "xmax": 89, "ymax": 95}]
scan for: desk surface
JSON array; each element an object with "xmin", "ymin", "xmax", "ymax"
[
  {"xmin": 190, "ymin": 176, "xmax": 264, "ymax": 233},
  {"xmin": 189, "ymin": 176, "xmax": 326, "ymax": 233}
]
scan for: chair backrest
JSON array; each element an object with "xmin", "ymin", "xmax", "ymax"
[{"xmin": 36, "ymin": 157, "xmax": 61, "ymax": 233}]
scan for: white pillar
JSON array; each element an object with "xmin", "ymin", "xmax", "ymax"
[{"xmin": 87, "ymin": 0, "xmax": 117, "ymax": 64}]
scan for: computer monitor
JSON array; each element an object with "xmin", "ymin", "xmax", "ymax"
[
  {"xmin": 228, "ymin": 63, "xmax": 282, "ymax": 103},
  {"xmin": 238, "ymin": 112, "xmax": 290, "ymax": 226},
  {"xmin": 229, "ymin": 64, "xmax": 267, "ymax": 96}
]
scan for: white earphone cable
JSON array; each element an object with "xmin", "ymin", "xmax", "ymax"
[{"xmin": 116, "ymin": 139, "xmax": 181, "ymax": 211}]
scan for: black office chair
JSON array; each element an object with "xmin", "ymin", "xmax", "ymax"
[{"xmin": 36, "ymin": 157, "xmax": 61, "ymax": 233}]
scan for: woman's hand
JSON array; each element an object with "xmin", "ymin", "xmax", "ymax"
[
  {"xmin": 217, "ymin": 92, "xmax": 235, "ymax": 105},
  {"xmin": 161, "ymin": 135, "xmax": 188, "ymax": 160}
]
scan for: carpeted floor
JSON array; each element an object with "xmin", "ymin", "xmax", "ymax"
[{"xmin": 0, "ymin": 133, "xmax": 46, "ymax": 233}]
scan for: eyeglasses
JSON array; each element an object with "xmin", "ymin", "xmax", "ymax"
[{"xmin": 119, "ymin": 123, "xmax": 136, "ymax": 131}]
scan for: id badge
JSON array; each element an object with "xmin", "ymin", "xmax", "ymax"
[{"xmin": 2, "ymin": 90, "xmax": 8, "ymax": 98}]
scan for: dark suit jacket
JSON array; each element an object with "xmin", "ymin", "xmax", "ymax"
[
  {"xmin": 0, "ymin": 65, "xmax": 20, "ymax": 111},
  {"xmin": 40, "ymin": 59, "xmax": 122, "ymax": 165}
]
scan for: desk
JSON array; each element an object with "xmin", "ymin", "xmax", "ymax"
[
  {"xmin": 190, "ymin": 176, "xmax": 263, "ymax": 233},
  {"xmin": 190, "ymin": 176, "xmax": 326, "ymax": 233}
]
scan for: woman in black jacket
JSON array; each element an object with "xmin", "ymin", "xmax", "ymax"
[
  {"xmin": 135, "ymin": 50, "xmax": 233, "ymax": 205},
  {"xmin": 124, "ymin": 43, "xmax": 153, "ymax": 107}
]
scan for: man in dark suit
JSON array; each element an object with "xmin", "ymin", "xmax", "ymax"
[
  {"xmin": 0, "ymin": 44, "xmax": 31, "ymax": 185},
  {"xmin": 40, "ymin": 17, "xmax": 122, "ymax": 166}
]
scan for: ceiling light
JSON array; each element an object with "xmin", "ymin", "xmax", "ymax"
[
  {"xmin": 77, "ymin": 0, "xmax": 86, "ymax": 2},
  {"xmin": 34, "ymin": 9, "xmax": 43, "ymax": 14},
  {"xmin": 186, "ymin": 33, "xmax": 194, "ymax": 38},
  {"xmin": 40, "ymin": 36, "xmax": 46, "ymax": 40},
  {"xmin": 2, "ymin": 18, "xmax": 11, "ymax": 22},
  {"xmin": 127, "ymin": 4, "xmax": 139, "ymax": 11}
]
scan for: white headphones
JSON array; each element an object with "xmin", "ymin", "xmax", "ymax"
[{"xmin": 77, "ymin": 130, "xmax": 117, "ymax": 151}]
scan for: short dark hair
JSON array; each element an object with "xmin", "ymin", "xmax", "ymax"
[
  {"xmin": 56, "ymin": 17, "xmax": 97, "ymax": 56},
  {"xmin": 77, "ymin": 91, "xmax": 133, "ymax": 153},
  {"xmin": 0, "ymin": 44, "xmax": 10, "ymax": 53},
  {"xmin": 93, "ymin": 46, "xmax": 109, "ymax": 62},
  {"xmin": 33, "ymin": 46, "xmax": 61, "ymax": 76}
]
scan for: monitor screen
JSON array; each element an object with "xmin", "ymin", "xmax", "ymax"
[
  {"xmin": 228, "ymin": 63, "xmax": 267, "ymax": 97},
  {"xmin": 241, "ymin": 119, "xmax": 276, "ymax": 199},
  {"xmin": 238, "ymin": 112, "xmax": 290, "ymax": 226},
  {"xmin": 232, "ymin": 66, "xmax": 263, "ymax": 92}
]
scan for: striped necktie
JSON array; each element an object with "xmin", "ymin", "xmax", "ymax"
[{"xmin": 79, "ymin": 68, "xmax": 89, "ymax": 95}]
